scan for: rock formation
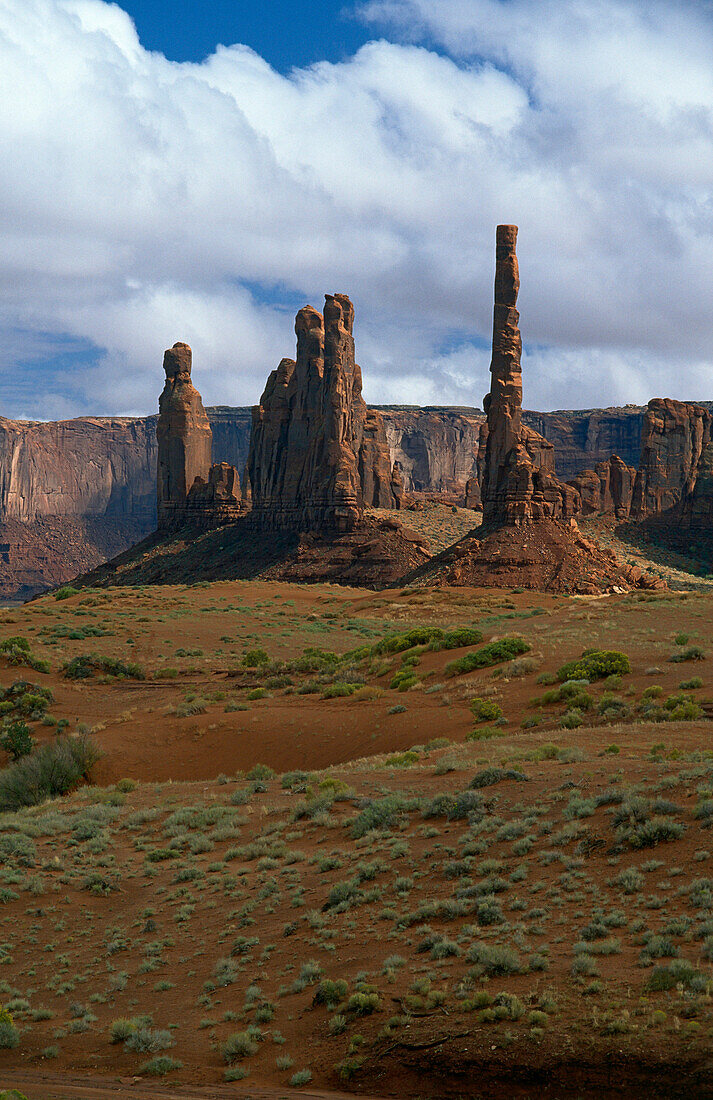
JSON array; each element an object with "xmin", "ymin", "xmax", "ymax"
[
  {"xmin": 157, "ymin": 343, "xmax": 213, "ymax": 528},
  {"xmin": 380, "ymin": 408, "xmax": 483, "ymax": 497},
  {"xmin": 248, "ymin": 295, "xmax": 401, "ymax": 532},
  {"xmin": 680, "ymin": 442, "xmax": 713, "ymax": 532},
  {"xmin": 157, "ymin": 342, "xmax": 244, "ymax": 530},
  {"xmin": 522, "ymin": 407, "xmax": 645, "ymax": 480},
  {"xmin": 631, "ymin": 398, "xmax": 711, "ymax": 518},
  {"xmin": 360, "ymin": 409, "xmax": 403, "ymax": 509},
  {"xmin": 479, "ymin": 226, "xmax": 581, "ymax": 525},
  {"xmin": 568, "ymin": 454, "xmax": 636, "ymax": 518}
]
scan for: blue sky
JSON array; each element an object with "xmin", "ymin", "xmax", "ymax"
[
  {"xmin": 2, "ymin": 0, "xmax": 713, "ymax": 421},
  {"xmin": 120, "ymin": 1, "xmax": 376, "ymax": 69}
]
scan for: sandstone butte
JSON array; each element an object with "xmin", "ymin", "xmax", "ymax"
[{"xmin": 247, "ymin": 293, "xmax": 401, "ymax": 533}]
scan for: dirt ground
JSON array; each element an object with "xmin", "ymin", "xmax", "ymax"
[{"xmin": 0, "ymin": 565, "xmax": 713, "ymax": 1096}]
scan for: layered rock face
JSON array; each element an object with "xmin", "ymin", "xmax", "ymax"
[
  {"xmin": 680, "ymin": 443, "xmax": 713, "ymax": 532},
  {"xmin": 631, "ymin": 398, "xmax": 711, "ymax": 518},
  {"xmin": 248, "ymin": 295, "xmax": 400, "ymax": 533},
  {"xmin": 523, "ymin": 407, "xmax": 645, "ymax": 480},
  {"xmin": 379, "ymin": 408, "xmax": 483, "ymax": 497},
  {"xmin": 568, "ymin": 454, "xmax": 636, "ymax": 518},
  {"xmin": 480, "ymin": 226, "xmax": 580, "ymax": 525}
]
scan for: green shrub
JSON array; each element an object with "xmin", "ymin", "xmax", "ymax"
[
  {"xmin": 466, "ymin": 725, "xmax": 507, "ymax": 741},
  {"xmin": 350, "ymin": 794, "xmax": 412, "ymax": 838},
  {"xmin": 470, "ymin": 767, "xmax": 527, "ymax": 789},
  {"xmin": 445, "ymin": 637, "xmax": 529, "ymax": 677},
  {"xmin": 0, "ymin": 638, "xmax": 49, "ymax": 674},
  {"xmin": 246, "ymin": 764, "xmax": 276, "ymax": 781},
  {"xmin": 430, "ymin": 627, "xmax": 484, "ymax": 652},
  {"xmin": 669, "ymin": 646, "xmax": 705, "ymax": 663},
  {"xmin": 54, "ymin": 585, "xmax": 80, "ymax": 600},
  {"xmin": 223, "ymin": 1030, "xmax": 259, "ymax": 1063},
  {"xmin": 125, "ymin": 1028, "xmax": 173, "ymax": 1054},
  {"xmin": 242, "ymin": 648, "xmax": 269, "ymax": 667},
  {"xmin": 139, "ymin": 1056, "xmax": 183, "ymax": 1076},
  {"xmin": 0, "ymin": 1005, "xmax": 19, "ymax": 1050},
  {"xmin": 0, "ymin": 735, "xmax": 99, "ymax": 811},
  {"xmin": 290, "ymin": 1069, "xmax": 313, "ymax": 1087},
  {"xmin": 467, "ymin": 942, "xmax": 523, "ymax": 976},
  {"xmin": 63, "ymin": 655, "xmax": 144, "ymax": 681},
  {"xmin": 110, "ymin": 1017, "xmax": 138, "ymax": 1043},
  {"xmin": 0, "ymin": 721, "xmax": 34, "ymax": 761},
  {"xmin": 371, "ymin": 627, "xmax": 445, "ymax": 655},
  {"xmin": 323, "ymin": 683, "xmax": 357, "ymax": 699},
  {"xmin": 470, "ymin": 697, "xmax": 503, "ymax": 722},
  {"xmin": 557, "ymin": 650, "xmax": 630, "ymax": 682},
  {"xmin": 383, "ymin": 751, "xmax": 419, "ymax": 768},
  {"xmin": 313, "ymin": 979, "xmax": 348, "ymax": 1008}
]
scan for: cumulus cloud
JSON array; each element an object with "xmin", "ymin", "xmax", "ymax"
[{"xmin": 1, "ymin": 0, "xmax": 712, "ymax": 420}]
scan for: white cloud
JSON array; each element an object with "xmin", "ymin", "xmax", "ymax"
[{"xmin": 1, "ymin": 0, "xmax": 713, "ymax": 419}]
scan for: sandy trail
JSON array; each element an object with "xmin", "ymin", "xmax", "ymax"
[{"xmin": 5, "ymin": 1069, "xmax": 386, "ymax": 1100}]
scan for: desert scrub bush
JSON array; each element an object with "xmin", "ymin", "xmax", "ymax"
[
  {"xmin": 62, "ymin": 655, "xmax": 144, "ymax": 680},
  {"xmin": 557, "ymin": 650, "xmax": 630, "ymax": 682},
  {"xmin": 445, "ymin": 637, "xmax": 529, "ymax": 677},
  {"xmin": 0, "ymin": 637, "xmax": 49, "ymax": 674},
  {"xmin": 680, "ymin": 677, "xmax": 703, "ymax": 689},
  {"xmin": 669, "ymin": 646, "xmax": 705, "ymax": 663},
  {"xmin": 470, "ymin": 767, "xmax": 527, "ymax": 789},
  {"xmin": 313, "ymin": 979, "xmax": 348, "ymax": 1008},
  {"xmin": 496, "ymin": 655, "xmax": 541, "ymax": 678},
  {"xmin": 322, "ymin": 682, "xmax": 357, "ymax": 699},
  {"xmin": 467, "ymin": 942, "xmax": 523, "ymax": 977},
  {"xmin": 350, "ymin": 794, "xmax": 415, "ymax": 838},
  {"xmin": 423, "ymin": 790, "xmax": 484, "ymax": 820},
  {"xmin": 241, "ymin": 648, "xmax": 269, "ymax": 667},
  {"xmin": 470, "ymin": 697, "xmax": 503, "ymax": 722},
  {"xmin": 383, "ymin": 751, "xmax": 420, "ymax": 768},
  {"xmin": 223, "ymin": 1030, "xmax": 259, "ymax": 1063},
  {"xmin": 139, "ymin": 1056, "xmax": 183, "ymax": 1076},
  {"xmin": 560, "ymin": 708, "xmax": 583, "ymax": 729},
  {"xmin": 466, "ymin": 725, "xmax": 507, "ymax": 741},
  {"xmin": 0, "ymin": 721, "xmax": 34, "ymax": 761},
  {"xmin": 371, "ymin": 627, "xmax": 447, "ymax": 655},
  {"xmin": 125, "ymin": 1027, "xmax": 174, "ymax": 1054},
  {"xmin": 430, "ymin": 627, "xmax": 484, "ymax": 651},
  {"xmin": 0, "ymin": 1005, "xmax": 19, "ymax": 1050},
  {"xmin": 0, "ymin": 680, "xmax": 53, "ymax": 720},
  {"xmin": 616, "ymin": 816, "xmax": 685, "ymax": 849},
  {"xmin": 0, "ymin": 735, "xmax": 99, "ymax": 811},
  {"xmin": 290, "ymin": 1069, "xmax": 313, "ymax": 1087}
]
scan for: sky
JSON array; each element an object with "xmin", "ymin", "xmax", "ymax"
[{"xmin": 1, "ymin": 0, "xmax": 713, "ymax": 421}]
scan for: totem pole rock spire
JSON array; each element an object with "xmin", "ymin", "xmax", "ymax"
[
  {"xmin": 157, "ymin": 342, "xmax": 213, "ymax": 528},
  {"xmin": 480, "ymin": 225, "xmax": 523, "ymax": 522}
]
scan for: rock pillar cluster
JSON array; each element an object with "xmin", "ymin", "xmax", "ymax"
[{"xmin": 248, "ymin": 294, "xmax": 402, "ymax": 533}]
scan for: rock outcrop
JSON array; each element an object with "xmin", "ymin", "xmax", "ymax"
[
  {"xmin": 248, "ymin": 295, "xmax": 401, "ymax": 532},
  {"xmin": 680, "ymin": 442, "xmax": 713, "ymax": 533},
  {"xmin": 157, "ymin": 343, "xmax": 214, "ymax": 528},
  {"xmin": 157, "ymin": 342, "xmax": 244, "ymax": 530},
  {"xmin": 631, "ymin": 398, "xmax": 711, "ymax": 518},
  {"xmin": 479, "ymin": 226, "xmax": 581, "ymax": 525},
  {"xmin": 379, "ymin": 408, "xmax": 483, "ymax": 497},
  {"xmin": 522, "ymin": 407, "xmax": 646, "ymax": 480},
  {"xmin": 568, "ymin": 454, "xmax": 636, "ymax": 518}
]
